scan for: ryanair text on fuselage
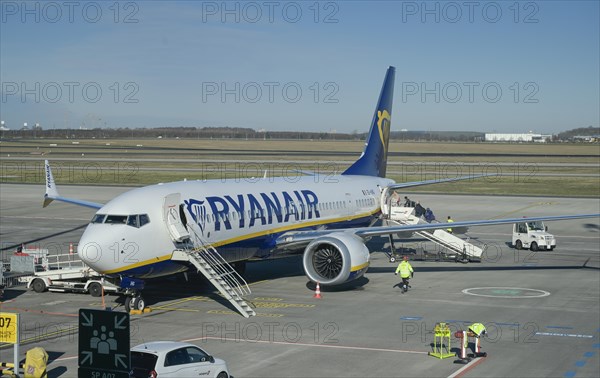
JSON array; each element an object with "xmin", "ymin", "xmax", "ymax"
[{"xmin": 185, "ymin": 190, "xmax": 321, "ymax": 233}]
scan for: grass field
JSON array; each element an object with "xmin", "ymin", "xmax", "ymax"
[{"xmin": 1, "ymin": 138, "xmax": 598, "ymax": 197}]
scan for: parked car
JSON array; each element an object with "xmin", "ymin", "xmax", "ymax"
[{"xmin": 131, "ymin": 341, "xmax": 229, "ymax": 378}]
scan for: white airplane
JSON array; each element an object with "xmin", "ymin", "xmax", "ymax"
[{"xmin": 43, "ymin": 67, "xmax": 599, "ymax": 312}]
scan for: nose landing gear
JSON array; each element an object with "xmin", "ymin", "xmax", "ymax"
[
  {"xmin": 124, "ymin": 294, "xmax": 146, "ymax": 312},
  {"xmin": 120, "ymin": 276, "xmax": 147, "ymax": 313}
]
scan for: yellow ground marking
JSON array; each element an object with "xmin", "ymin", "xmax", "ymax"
[
  {"xmin": 252, "ymin": 302, "xmax": 315, "ymax": 309},
  {"xmin": 253, "ymin": 297, "xmax": 284, "ymax": 301},
  {"xmin": 206, "ymin": 310, "xmax": 284, "ymax": 318}
]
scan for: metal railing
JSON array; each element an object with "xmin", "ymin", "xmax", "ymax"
[{"xmin": 186, "ymin": 225, "xmax": 251, "ymax": 298}]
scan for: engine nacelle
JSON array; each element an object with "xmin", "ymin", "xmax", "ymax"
[{"xmin": 302, "ymin": 233, "xmax": 370, "ymax": 286}]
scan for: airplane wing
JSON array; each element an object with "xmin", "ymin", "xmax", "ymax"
[
  {"xmin": 275, "ymin": 213, "xmax": 600, "ymax": 249},
  {"xmin": 385, "ymin": 173, "xmax": 490, "ymax": 190},
  {"xmin": 43, "ymin": 160, "xmax": 104, "ymax": 210},
  {"xmin": 354, "ymin": 213, "xmax": 599, "ymax": 238}
]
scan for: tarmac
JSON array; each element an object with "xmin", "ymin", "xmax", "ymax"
[{"xmin": 1, "ymin": 183, "xmax": 599, "ymax": 378}]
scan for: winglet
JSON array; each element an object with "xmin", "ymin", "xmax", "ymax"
[
  {"xmin": 42, "ymin": 160, "xmax": 104, "ymax": 209},
  {"xmin": 43, "ymin": 159, "xmax": 59, "ymax": 207}
]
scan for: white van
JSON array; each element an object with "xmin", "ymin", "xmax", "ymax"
[{"xmin": 512, "ymin": 220, "xmax": 556, "ymax": 251}]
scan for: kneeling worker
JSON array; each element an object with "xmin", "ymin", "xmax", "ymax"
[{"xmin": 468, "ymin": 323, "xmax": 487, "ymax": 357}]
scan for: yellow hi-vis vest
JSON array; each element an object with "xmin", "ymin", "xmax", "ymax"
[
  {"xmin": 395, "ymin": 261, "xmax": 414, "ymax": 278},
  {"xmin": 469, "ymin": 323, "xmax": 486, "ymax": 337},
  {"xmin": 447, "ymin": 218, "xmax": 454, "ymax": 233}
]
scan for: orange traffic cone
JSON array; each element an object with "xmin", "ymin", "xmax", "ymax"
[
  {"xmin": 69, "ymin": 242, "xmax": 74, "ymax": 255},
  {"xmin": 313, "ymin": 282, "xmax": 322, "ymax": 299}
]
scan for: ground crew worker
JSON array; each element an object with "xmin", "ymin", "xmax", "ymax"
[
  {"xmin": 447, "ymin": 216, "xmax": 454, "ymax": 233},
  {"xmin": 468, "ymin": 323, "xmax": 487, "ymax": 357},
  {"xmin": 468, "ymin": 323, "xmax": 486, "ymax": 337},
  {"xmin": 394, "ymin": 256, "xmax": 414, "ymax": 293}
]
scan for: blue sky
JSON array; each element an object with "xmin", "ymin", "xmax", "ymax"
[{"xmin": 1, "ymin": 0, "xmax": 598, "ymax": 133}]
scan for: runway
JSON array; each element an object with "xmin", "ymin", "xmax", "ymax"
[{"xmin": 1, "ymin": 184, "xmax": 599, "ymax": 377}]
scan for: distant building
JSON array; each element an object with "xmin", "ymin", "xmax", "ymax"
[
  {"xmin": 485, "ymin": 132, "xmax": 552, "ymax": 143},
  {"xmin": 572, "ymin": 135, "xmax": 599, "ymax": 142}
]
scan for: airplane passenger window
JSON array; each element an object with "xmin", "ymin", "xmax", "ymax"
[
  {"xmin": 139, "ymin": 214, "xmax": 150, "ymax": 226},
  {"xmin": 105, "ymin": 215, "xmax": 127, "ymax": 224},
  {"xmin": 91, "ymin": 214, "xmax": 106, "ymax": 223}
]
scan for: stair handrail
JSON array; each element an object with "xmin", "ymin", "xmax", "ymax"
[{"xmin": 185, "ymin": 224, "xmax": 251, "ymax": 297}]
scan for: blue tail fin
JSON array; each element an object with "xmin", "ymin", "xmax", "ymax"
[{"xmin": 343, "ymin": 66, "xmax": 395, "ymax": 177}]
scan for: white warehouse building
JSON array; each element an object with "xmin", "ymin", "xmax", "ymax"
[{"xmin": 485, "ymin": 132, "xmax": 552, "ymax": 143}]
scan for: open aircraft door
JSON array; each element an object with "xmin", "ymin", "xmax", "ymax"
[
  {"xmin": 163, "ymin": 193, "xmax": 190, "ymax": 242},
  {"xmin": 380, "ymin": 186, "xmax": 391, "ymax": 216}
]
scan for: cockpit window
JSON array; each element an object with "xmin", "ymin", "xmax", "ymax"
[
  {"xmin": 91, "ymin": 214, "xmax": 106, "ymax": 224},
  {"xmin": 105, "ymin": 215, "xmax": 128, "ymax": 224},
  {"xmin": 125, "ymin": 214, "xmax": 150, "ymax": 228},
  {"xmin": 98, "ymin": 214, "xmax": 150, "ymax": 227},
  {"xmin": 139, "ymin": 214, "xmax": 150, "ymax": 227},
  {"xmin": 127, "ymin": 215, "xmax": 139, "ymax": 228}
]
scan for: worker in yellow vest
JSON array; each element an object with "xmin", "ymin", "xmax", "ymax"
[
  {"xmin": 447, "ymin": 216, "xmax": 454, "ymax": 233},
  {"xmin": 468, "ymin": 323, "xmax": 487, "ymax": 357},
  {"xmin": 394, "ymin": 256, "xmax": 414, "ymax": 293}
]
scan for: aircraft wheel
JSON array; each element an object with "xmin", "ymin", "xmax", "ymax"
[
  {"xmin": 389, "ymin": 256, "xmax": 396, "ymax": 263},
  {"xmin": 530, "ymin": 242, "xmax": 538, "ymax": 251},
  {"xmin": 515, "ymin": 240, "xmax": 523, "ymax": 250},
  {"xmin": 133, "ymin": 296, "xmax": 146, "ymax": 311},
  {"xmin": 124, "ymin": 296, "xmax": 133, "ymax": 312}
]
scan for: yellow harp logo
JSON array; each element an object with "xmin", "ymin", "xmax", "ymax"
[{"xmin": 377, "ymin": 109, "xmax": 391, "ymax": 152}]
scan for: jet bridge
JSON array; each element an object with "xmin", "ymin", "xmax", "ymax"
[{"xmin": 381, "ymin": 189, "xmax": 484, "ymax": 261}]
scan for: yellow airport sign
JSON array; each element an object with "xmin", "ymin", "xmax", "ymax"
[{"xmin": 0, "ymin": 312, "xmax": 19, "ymax": 344}]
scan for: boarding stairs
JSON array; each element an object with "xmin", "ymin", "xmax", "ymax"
[
  {"xmin": 171, "ymin": 227, "xmax": 256, "ymax": 318},
  {"xmin": 383, "ymin": 205, "xmax": 484, "ymax": 261}
]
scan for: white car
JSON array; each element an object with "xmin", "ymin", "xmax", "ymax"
[{"xmin": 131, "ymin": 341, "xmax": 230, "ymax": 378}]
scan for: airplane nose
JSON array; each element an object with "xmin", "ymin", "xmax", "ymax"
[{"xmin": 77, "ymin": 225, "xmax": 109, "ymax": 273}]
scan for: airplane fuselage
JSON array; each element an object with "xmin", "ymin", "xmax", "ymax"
[{"xmin": 78, "ymin": 174, "xmax": 394, "ymax": 278}]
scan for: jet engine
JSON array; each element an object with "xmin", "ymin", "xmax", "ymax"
[{"xmin": 302, "ymin": 233, "xmax": 370, "ymax": 286}]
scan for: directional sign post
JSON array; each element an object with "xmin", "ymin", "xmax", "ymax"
[
  {"xmin": 0, "ymin": 312, "xmax": 19, "ymax": 376},
  {"xmin": 78, "ymin": 309, "xmax": 130, "ymax": 378}
]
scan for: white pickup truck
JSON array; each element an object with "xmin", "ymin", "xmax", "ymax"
[{"xmin": 512, "ymin": 220, "xmax": 556, "ymax": 251}]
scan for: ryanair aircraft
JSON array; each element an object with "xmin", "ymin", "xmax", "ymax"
[{"xmin": 43, "ymin": 67, "xmax": 598, "ymax": 312}]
